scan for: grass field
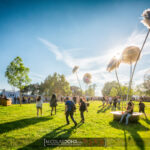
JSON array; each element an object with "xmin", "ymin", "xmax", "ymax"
[{"xmin": 0, "ymin": 101, "xmax": 150, "ymax": 150}]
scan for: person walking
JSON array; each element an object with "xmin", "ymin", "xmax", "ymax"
[
  {"xmin": 36, "ymin": 96, "xmax": 43, "ymax": 117},
  {"xmin": 119, "ymin": 101, "xmax": 134, "ymax": 125},
  {"xmin": 102, "ymin": 96, "xmax": 105, "ymax": 107},
  {"xmin": 79, "ymin": 98, "xmax": 88, "ymax": 123},
  {"xmin": 117, "ymin": 96, "xmax": 121, "ymax": 106},
  {"xmin": 50, "ymin": 94, "xmax": 57, "ymax": 116},
  {"xmin": 65, "ymin": 97, "xmax": 77, "ymax": 126},
  {"xmin": 139, "ymin": 99, "xmax": 147, "ymax": 119},
  {"xmin": 109, "ymin": 96, "xmax": 112, "ymax": 106},
  {"xmin": 113, "ymin": 97, "xmax": 117, "ymax": 110},
  {"xmin": 73, "ymin": 96, "xmax": 77, "ymax": 104}
]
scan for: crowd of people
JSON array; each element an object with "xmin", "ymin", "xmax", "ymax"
[
  {"xmin": 102, "ymin": 96, "xmax": 121, "ymax": 110},
  {"xmin": 0, "ymin": 94, "xmax": 148, "ymax": 126},
  {"xmin": 35, "ymin": 94, "xmax": 88, "ymax": 126},
  {"xmin": 34, "ymin": 94, "xmax": 148, "ymax": 126}
]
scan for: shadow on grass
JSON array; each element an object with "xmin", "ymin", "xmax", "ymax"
[
  {"xmin": 142, "ymin": 118, "xmax": 150, "ymax": 125},
  {"xmin": 97, "ymin": 105, "xmax": 111, "ymax": 113},
  {"xmin": 19, "ymin": 122, "xmax": 83, "ymax": 150},
  {"xmin": 109, "ymin": 120, "xmax": 149, "ymax": 150},
  {"xmin": 0, "ymin": 117, "xmax": 52, "ymax": 134}
]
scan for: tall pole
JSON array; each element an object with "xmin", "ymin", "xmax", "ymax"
[
  {"xmin": 126, "ymin": 61, "xmax": 133, "ymax": 103},
  {"xmin": 115, "ymin": 68, "xmax": 123, "ymax": 112},
  {"xmin": 75, "ymin": 72, "xmax": 82, "ymax": 94},
  {"xmin": 128, "ymin": 29, "xmax": 150, "ymax": 96}
]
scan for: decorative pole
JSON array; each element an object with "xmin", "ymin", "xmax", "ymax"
[
  {"xmin": 72, "ymin": 66, "xmax": 82, "ymax": 95},
  {"xmin": 121, "ymin": 46, "xmax": 140, "ymax": 103},
  {"xmin": 107, "ymin": 56, "xmax": 123, "ymax": 111}
]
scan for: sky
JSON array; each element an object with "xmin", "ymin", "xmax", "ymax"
[{"xmin": 0, "ymin": 0, "xmax": 150, "ymax": 95}]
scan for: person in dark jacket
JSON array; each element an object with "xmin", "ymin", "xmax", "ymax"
[
  {"xmin": 113, "ymin": 97, "xmax": 117, "ymax": 110},
  {"xmin": 73, "ymin": 96, "xmax": 77, "ymax": 104},
  {"xmin": 139, "ymin": 99, "xmax": 147, "ymax": 119},
  {"xmin": 65, "ymin": 97, "xmax": 77, "ymax": 126},
  {"xmin": 50, "ymin": 94, "xmax": 57, "ymax": 116},
  {"xmin": 79, "ymin": 98, "xmax": 88, "ymax": 123}
]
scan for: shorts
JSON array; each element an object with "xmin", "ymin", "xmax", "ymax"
[
  {"xmin": 139, "ymin": 109, "xmax": 145, "ymax": 113},
  {"xmin": 37, "ymin": 106, "xmax": 42, "ymax": 109}
]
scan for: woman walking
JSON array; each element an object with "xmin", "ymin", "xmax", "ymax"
[
  {"xmin": 36, "ymin": 96, "xmax": 43, "ymax": 117},
  {"xmin": 50, "ymin": 94, "xmax": 57, "ymax": 116}
]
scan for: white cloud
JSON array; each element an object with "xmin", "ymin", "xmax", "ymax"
[
  {"xmin": 29, "ymin": 72, "xmax": 45, "ymax": 83},
  {"xmin": 38, "ymin": 30, "xmax": 150, "ymax": 96}
]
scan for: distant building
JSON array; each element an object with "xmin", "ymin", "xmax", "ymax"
[{"xmin": 0, "ymin": 89, "xmax": 20, "ymax": 104}]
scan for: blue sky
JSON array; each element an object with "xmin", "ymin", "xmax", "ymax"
[{"xmin": 0, "ymin": 0, "xmax": 150, "ymax": 95}]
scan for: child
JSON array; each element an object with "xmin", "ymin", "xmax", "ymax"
[
  {"xmin": 139, "ymin": 100, "xmax": 147, "ymax": 119},
  {"xmin": 36, "ymin": 96, "xmax": 43, "ymax": 117}
]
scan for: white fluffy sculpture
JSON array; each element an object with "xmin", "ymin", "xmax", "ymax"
[
  {"xmin": 72, "ymin": 66, "xmax": 82, "ymax": 92},
  {"xmin": 72, "ymin": 66, "xmax": 79, "ymax": 74},
  {"xmin": 83, "ymin": 73, "xmax": 92, "ymax": 84},
  {"xmin": 141, "ymin": 8, "xmax": 150, "ymax": 29},
  {"xmin": 107, "ymin": 57, "xmax": 121, "ymax": 72},
  {"xmin": 122, "ymin": 46, "xmax": 140, "ymax": 64}
]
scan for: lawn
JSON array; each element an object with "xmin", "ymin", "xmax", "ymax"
[{"xmin": 0, "ymin": 101, "xmax": 150, "ymax": 150}]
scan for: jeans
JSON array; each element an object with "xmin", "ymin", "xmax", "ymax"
[
  {"xmin": 120, "ymin": 113, "xmax": 132, "ymax": 125},
  {"xmin": 80, "ymin": 111, "xmax": 84, "ymax": 121},
  {"xmin": 66, "ymin": 111, "xmax": 77, "ymax": 125}
]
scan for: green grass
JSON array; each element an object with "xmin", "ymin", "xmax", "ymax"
[{"xmin": 0, "ymin": 101, "xmax": 150, "ymax": 150}]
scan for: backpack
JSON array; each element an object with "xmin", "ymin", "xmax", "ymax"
[
  {"xmin": 71, "ymin": 101, "xmax": 76, "ymax": 112},
  {"xmin": 140, "ymin": 102, "xmax": 145, "ymax": 109},
  {"xmin": 80, "ymin": 102, "xmax": 86, "ymax": 111}
]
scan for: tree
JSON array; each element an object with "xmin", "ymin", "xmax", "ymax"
[
  {"xmin": 22, "ymin": 83, "xmax": 40, "ymax": 95},
  {"xmin": 110, "ymin": 87, "xmax": 118, "ymax": 97},
  {"xmin": 101, "ymin": 81, "xmax": 120, "ymax": 96},
  {"xmin": 42, "ymin": 73, "xmax": 72, "ymax": 96},
  {"xmin": 85, "ymin": 84, "xmax": 96, "ymax": 97},
  {"xmin": 143, "ymin": 76, "xmax": 150, "ymax": 96},
  {"xmin": 5, "ymin": 56, "xmax": 31, "ymax": 105},
  {"xmin": 70, "ymin": 86, "xmax": 83, "ymax": 96},
  {"xmin": 102, "ymin": 81, "xmax": 134, "ymax": 99}
]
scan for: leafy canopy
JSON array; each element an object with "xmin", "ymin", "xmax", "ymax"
[{"xmin": 5, "ymin": 56, "xmax": 31, "ymax": 90}]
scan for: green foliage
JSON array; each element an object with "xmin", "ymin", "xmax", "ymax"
[
  {"xmin": 22, "ymin": 83, "xmax": 41, "ymax": 95},
  {"xmin": 71, "ymin": 86, "xmax": 83, "ymax": 96},
  {"xmin": 85, "ymin": 84, "xmax": 96, "ymax": 96},
  {"xmin": 110, "ymin": 87, "xmax": 118, "ymax": 97},
  {"xmin": 5, "ymin": 56, "xmax": 31, "ymax": 90},
  {"xmin": 42, "ymin": 72, "xmax": 72, "ymax": 96},
  {"xmin": 102, "ymin": 81, "xmax": 135, "ymax": 98},
  {"xmin": 102, "ymin": 81, "xmax": 120, "ymax": 96}
]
